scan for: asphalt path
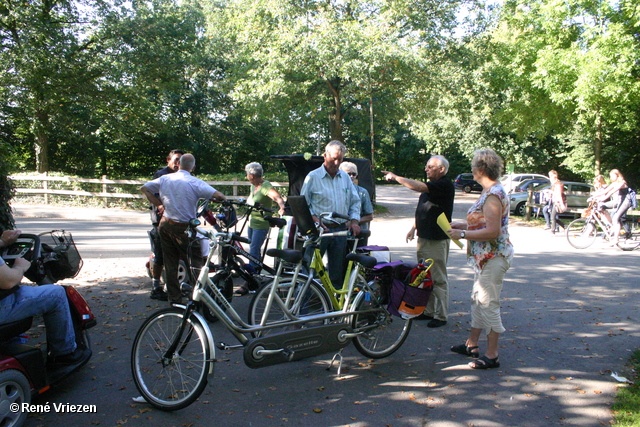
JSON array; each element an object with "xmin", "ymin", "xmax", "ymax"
[{"xmin": 9, "ymin": 185, "xmax": 640, "ymax": 427}]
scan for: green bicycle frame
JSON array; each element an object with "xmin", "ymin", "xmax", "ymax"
[{"xmin": 309, "ymin": 246, "xmax": 358, "ymax": 310}]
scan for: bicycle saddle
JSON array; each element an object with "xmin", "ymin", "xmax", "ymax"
[
  {"xmin": 266, "ymin": 249, "xmax": 303, "ymax": 264},
  {"xmin": 265, "ymin": 216, "xmax": 287, "ymax": 228}
]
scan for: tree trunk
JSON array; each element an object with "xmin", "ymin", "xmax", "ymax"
[
  {"xmin": 594, "ymin": 112, "xmax": 602, "ymax": 177},
  {"xmin": 34, "ymin": 107, "xmax": 50, "ymax": 173},
  {"xmin": 326, "ymin": 78, "xmax": 343, "ymax": 142}
]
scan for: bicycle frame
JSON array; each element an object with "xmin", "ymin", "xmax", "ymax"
[
  {"xmin": 307, "ymin": 236, "xmax": 362, "ymax": 310},
  {"xmin": 252, "ymin": 226, "xmax": 371, "ymax": 329},
  {"xmin": 184, "ymin": 229, "xmax": 377, "ymax": 345},
  {"xmin": 588, "ymin": 209, "xmax": 612, "ymax": 236}
]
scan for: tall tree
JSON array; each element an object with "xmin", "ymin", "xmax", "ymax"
[
  {"xmin": 484, "ymin": 0, "xmax": 640, "ymax": 177},
  {"xmin": 204, "ymin": 0, "xmax": 463, "ymax": 150},
  {"xmin": 0, "ymin": 0, "xmax": 113, "ymax": 172}
]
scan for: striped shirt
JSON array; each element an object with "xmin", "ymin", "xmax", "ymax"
[{"xmin": 300, "ymin": 166, "xmax": 360, "ymax": 223}]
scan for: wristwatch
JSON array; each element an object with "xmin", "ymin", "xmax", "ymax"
[{"xmin": 460, "ymin": 231, "xmax": 466, "ymax": 239}]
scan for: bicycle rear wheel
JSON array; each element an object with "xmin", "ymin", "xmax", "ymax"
[
  {"xmin": 617, "ymin": 218, "xmax": 640, "ymax": 251},
  {"xmin": 131, "ymin": 307, "xmax": 212, "ymax": 411},
  {"xmin": 566, "ymin": 218, "xmax": 598, "ymax": 249},
  {"xmin": 351, "ymin": 286, "xmax": 412, "ymax": 359},
  {"xmin": 248, "ymin": 276, "xmax": 331, "ymax": 337}
]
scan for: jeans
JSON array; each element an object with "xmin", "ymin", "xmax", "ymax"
[
  {"xmin": 0, "ymin": 284, "xmax": 76, "ymax": 356},
  {"xmin": 247, "ymin": 227, "xmax": 268, "ymax": 270},
  {"xmin": 303, "ymin": 226, "xmax": 348, "ymax": 289},
  {"xmin": 543, "ymin": 203, "xmax": 564, "ymax": 231}
]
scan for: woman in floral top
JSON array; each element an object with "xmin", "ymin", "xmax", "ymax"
[{"xmin": 447, "ymin": 149, "xmax": 514, "ymax": 369}]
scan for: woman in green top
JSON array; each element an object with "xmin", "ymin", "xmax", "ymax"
[{"xmin": 238, "ymin": 162, "xmax": 286, "ymax": 295}]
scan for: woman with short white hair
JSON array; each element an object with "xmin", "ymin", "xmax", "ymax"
[{"xmin": 239, "ymin": 162, "xmax": 285, "ymax": 295}]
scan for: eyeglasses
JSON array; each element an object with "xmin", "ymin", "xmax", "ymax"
[{"xmin": 347, "ymin": 172, "xmax": 358, "ymax": 177}]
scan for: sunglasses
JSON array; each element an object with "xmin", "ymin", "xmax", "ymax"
[{"xmin": 347, "ymin": 172, "xmax": 358, "ymax": 177}]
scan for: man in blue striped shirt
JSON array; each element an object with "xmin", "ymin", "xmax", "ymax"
[{"xmin": 300, "ymin": 141, "xmax": 361, "ymax": 288}]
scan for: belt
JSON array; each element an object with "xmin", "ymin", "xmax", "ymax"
[
  {"xmin": 325, "ymin": 222, "xmax": 347, "ymax": 228},
  {"xmin": 161, "ymin": 217, "xmax": 188, "ymax": 226}
]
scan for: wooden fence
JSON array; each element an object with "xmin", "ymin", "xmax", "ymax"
[{"xmin": 10, "ymin": 174, "xmax": 287, "ymax": 207}]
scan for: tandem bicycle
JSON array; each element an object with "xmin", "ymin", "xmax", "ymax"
[{"xmin": 130, "ymin": 212, "xmax": 411, "ymax": 411}]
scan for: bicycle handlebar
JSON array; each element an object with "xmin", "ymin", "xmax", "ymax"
[{"xmin": 212, "ymin": 199, "xmax": 274, "ymax": 213}]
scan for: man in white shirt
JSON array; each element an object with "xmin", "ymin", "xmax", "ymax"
[{"xmin": 142, "ymin": 154, "xmax": 226, "ymax": 304}]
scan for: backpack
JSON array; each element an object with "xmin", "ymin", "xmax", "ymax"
[{"xmin": 628, "ymin": 187, "xmax": 638, "ymax": 209}]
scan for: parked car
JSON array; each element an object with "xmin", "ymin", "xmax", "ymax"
[
  {"xmin": 454, "ymin": 173, "xmax": 482, "ymax": 193},
  {"xmin": 509, "ymin": 181, "xmax": 594, "ymax": 216},
  {"xmin": 511, "ymin": 177, "xmax": 550, "ymax": 193},
  {"xmin": 500, "ymin": 173, "xmax": 548, "ymax": 193}
]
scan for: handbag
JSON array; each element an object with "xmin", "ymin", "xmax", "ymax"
[{"xmin": 554, "ymin": 190, "xmax": 567, "ymax": 213}]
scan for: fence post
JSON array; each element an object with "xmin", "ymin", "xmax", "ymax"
[
  {"xmin": 43, "ymin": 172, "xmax": 49, "ymax": 205},
  {"xmin": 233, "ymin": 177, "xmax": 238, "ymax": 197},
  {"xmin": 102, "ymin": 175, "xmax": 108, "ymax": 208}
]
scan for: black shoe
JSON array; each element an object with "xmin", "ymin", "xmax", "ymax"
[
  {"xmin": 150, "ymin": 288, "xmax": 168, "ymax": 301},
  {"xmin": 427, "ymin": 319, "xmax": 447, "ymax": 328},
  {"xmin": 180, "ymin": 283, "xmax": 193, "ymax": 296},
  {"xmin": 234, "ymin": 285, "xmax": 249, "ymax": 296},
  {"xmin": 414, "ymin": 313, "xmax": 434, "ymax": 321},
  {"xmin": 48, "ymin": 345, "xmax": 91, "ymax": 366}
]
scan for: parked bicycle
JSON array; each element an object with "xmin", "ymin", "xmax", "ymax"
[
  {"xmin": 130, "ymin": 217, "xmax": 410, "ymax": 411},
  {"xmin": 566, "ymin": 201, "xmax": 640, "ymax": 250},
  {"xmin": 200, "ymin": 199, "xmax": 286, "ymax": 293}
]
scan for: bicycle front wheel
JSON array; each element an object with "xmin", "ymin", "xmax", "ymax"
[
  {"xmin": 566, "ymin": 218, "xmax": 598, "ymax": 249},
  {"xmin": 351, "ymin": 288, "xmax": 412, "ymax": 359},
  {"xmin": 131, "ymin": 307, "xmax": 212, "ymax": 411},
  {"xmin": 248, "ymin": 276, "xmax": 331, "ymax": 337}
]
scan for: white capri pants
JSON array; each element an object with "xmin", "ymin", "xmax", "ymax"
[{"xmin": 470, "ymin": 256, "xmax": 510, "ymax": 335}]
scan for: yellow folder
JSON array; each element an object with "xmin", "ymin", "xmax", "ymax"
[{"xmin": 437, "ymin": 213, "xmax": 463, "ymax": 249}]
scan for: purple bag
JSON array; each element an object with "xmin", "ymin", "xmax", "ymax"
[
  {"xmin": 387, "ymin": 278, "xmax": 432, "ymax": 319},
  {"xmin": 371, "ymin": 261, "xmax": 433, "ymax": 319}
]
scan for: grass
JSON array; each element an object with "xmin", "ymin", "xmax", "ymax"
[
  {"xmin": 374, "ymin": 204, "xmax": 389, "ymax": 215},
  {"xmin": 612, "ymin": 350, "xmax": 640, "ymax": 426}
]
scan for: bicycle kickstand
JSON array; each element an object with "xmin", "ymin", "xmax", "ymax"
[{"xmin": 327, "ymin": 348, "xmax": 345, "ymax": 377}]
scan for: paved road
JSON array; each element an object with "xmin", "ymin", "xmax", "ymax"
[{"xmin": 9, "ymin": 186, "xmax": 640, "ymax": 427}]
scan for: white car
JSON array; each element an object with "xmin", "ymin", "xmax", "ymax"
[
  {"xmin": 500, "ymin": 173, "xmax": 548, "ymax": 193},
  {"xmin": 509, "ymin": 181, "xmax": 594, "ymax": 216}
]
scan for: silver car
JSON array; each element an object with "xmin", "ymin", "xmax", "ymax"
[{"xmin": 509, "ymin": 181, "xmax": 594, "ymax": 216}]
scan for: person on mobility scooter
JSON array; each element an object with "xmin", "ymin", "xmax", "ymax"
[{"xmin": 0, "ymin": 229, "xmax": 90, "ymax": 366}]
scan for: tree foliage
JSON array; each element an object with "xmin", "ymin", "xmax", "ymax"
[
  {"xmin": 415, "ymin": 0, "xmax": 640, "ymax": 183},
  {"xmin": 0, "ymin": 0, "xmax": 638, "ymax": 185},
  {"xmin": 204, "ymin": 0, "xmax": 463, "ymax": 157}
]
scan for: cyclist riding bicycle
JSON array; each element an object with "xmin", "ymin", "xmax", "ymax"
[{"xmin": 592, "ymin": 169, "xmax": 634, "ymax": 245}]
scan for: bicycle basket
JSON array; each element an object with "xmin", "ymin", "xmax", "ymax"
[
  {"xmin": 39, "ymin": 230, "xmax": 83, "ymax": 281},
  {"xmin": 216, "ymin": 204, "xmax": 238, "ymax": 230}
]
